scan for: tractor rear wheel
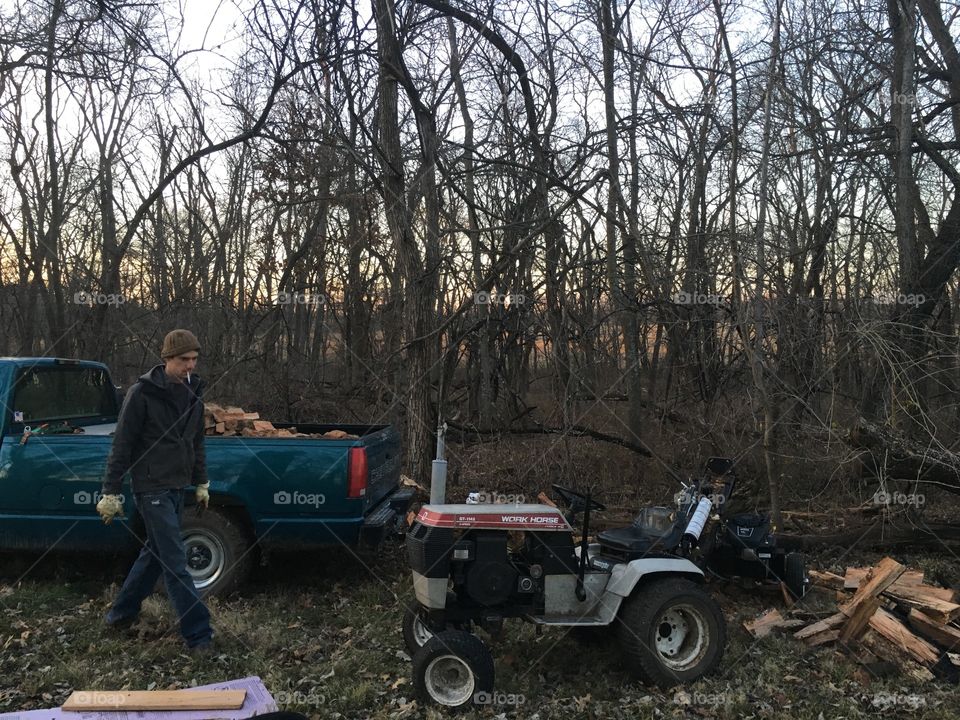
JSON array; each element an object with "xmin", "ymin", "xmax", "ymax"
[{"xmin": 617, "ymin": 577, "xmax": 725, "ymax": 687}]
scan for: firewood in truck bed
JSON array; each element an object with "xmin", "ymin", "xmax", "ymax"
[{"xmin": 203, "ymin": 404, "xmax": 359, "ymax": 439}]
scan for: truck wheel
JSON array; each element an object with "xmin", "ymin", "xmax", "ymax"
[
  {"xmin": 180, "ymin": 508, "xmax": 253, "ymax": 597},
  {"xmin": 403, "ymin": 601, "xmax": 437, "ymax": 653},
  {"xmin": 784, "ymin": 552, "xmax": 808, "ymax": 600},
  {"xmin": 617, "ymin": 577, "xmax": 725, "ymax": 687},
  {"xmin": 413, "ymin": 630, "xmax": 494, "ymax": 710}
]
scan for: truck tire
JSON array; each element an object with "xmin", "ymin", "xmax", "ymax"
[
  {"xmin": 617, "ymin": 577, "xmax": 725, "ymax": 687},
  {"xmin": 784, "ymin": 552, "xmax": 808, "ymax": 600},
  {"xmin": 413, "ymin": 630, "xmax": 494, "ymax": 710},
  {"xmin": 180, "ymin": 508, "xmax": 253, "ymax": 597}
]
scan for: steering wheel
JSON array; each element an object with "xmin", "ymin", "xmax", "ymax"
[{"xmin": 551, "ymin": 484, "xmax": 606, "ymax": 512}]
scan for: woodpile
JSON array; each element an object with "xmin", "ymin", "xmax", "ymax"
[
  {"xmin": 744, "ymin": 557, "xmax": 959, "ymax": 681},
  {"xmin": 203, "ymin": 404, "xmax": 359, "ymax": 440}
]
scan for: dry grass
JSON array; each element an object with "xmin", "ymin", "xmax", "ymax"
[{"xmin": 2, "ymin": 434, "xmax": 959, "ymax": 719}]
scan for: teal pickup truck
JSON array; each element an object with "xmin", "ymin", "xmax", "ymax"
[{"xmin": 0, "ymin": 357, "xmax": 414, "ymax": 595}]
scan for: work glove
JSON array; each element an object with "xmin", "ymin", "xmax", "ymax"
[
  {"xmin": 96, "ymin": 494, "xmax": 124, "ymax": 525},
  {"xmin": 196, "ymin": 482, "xmax": 210, "ymax": 509}
]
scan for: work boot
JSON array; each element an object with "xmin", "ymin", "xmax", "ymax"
[{"xmin": 104, "ymin": 613, "xmax": 138, "ymax": 632}]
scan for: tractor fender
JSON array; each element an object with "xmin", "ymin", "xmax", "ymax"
[{"xmin": 604, "ymin": 558, "xmax": 705, "ymax": 598}]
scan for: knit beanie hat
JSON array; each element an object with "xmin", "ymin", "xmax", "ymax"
[{"xmin": 161, "ymin": 329, "xmax": 201, "ymax": 359}]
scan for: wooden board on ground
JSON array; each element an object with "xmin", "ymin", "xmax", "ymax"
[{"xmin": 62, "ymin": 689, "xmax": 246, "ymax": 711}]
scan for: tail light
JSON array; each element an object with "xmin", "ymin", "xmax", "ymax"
[{"xmin": 348, "ymin": 447, "xmax": 368, "ymax": 498}]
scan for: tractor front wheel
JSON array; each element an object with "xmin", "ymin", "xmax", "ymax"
[{"xmin": 412, "ymin": 630, "xmax": 494, "ymax": 710}]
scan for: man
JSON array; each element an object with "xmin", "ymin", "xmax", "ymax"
[{"xmin": 96, "ymin": 329, "xmax": 214, "ymax": 653}]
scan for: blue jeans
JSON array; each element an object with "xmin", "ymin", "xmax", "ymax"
[{"xmin": 106, "ymin": 488, "xmax": 212, "ymax": 647}]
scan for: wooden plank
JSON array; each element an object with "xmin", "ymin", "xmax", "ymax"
[
  {"xmin": 840, "ymin": 558, "xmax": 906, "ymax": 616},
  {"xmin": 859, "ymin": 630, "xmax": 935, "ymax": 682},
  {"xmin": 780, "ymin": 581, "xmax": 795, "ymax": 608},
  {"xmin": 806, "ymin": 629, "xmax": 840, "ymax": 647},
  {"xmin": 63, "ymin": 690, "xmax": 246, "ymax": 711},
  {"xmin": 907, "ymin": 608, "xmax": 960, "ymax": 651},
  {"xmin": 844, "ymin": 567, "xmax": 923, "ymax": 590},
  {"xmin": 808, "ymin": 569, "xmax": 846, "ymax": 590},
  {"xmin": 839, "ymin": 595, "xmax": 881, "ymax": 644},
  {"xmin": 843, "ymin": 567, "xmax": 868, "ymax": 590},
  {"xmin": 894, "ymin": 584, "xmax": 957, "ymax": 603},
  {"xmin": 882, "ymin": 585, "xmax": 960, "ymax": 624},
  {"xmin": 868, "ymin": 608, "xmax": 940, "ymax": 666},
  {"xmin": 794, "ymin": 612, "xmax": 846, "ymax": 641},
  {"xmin": 744, "ymin": 609, "xmax": 785, "ymax": 638}
]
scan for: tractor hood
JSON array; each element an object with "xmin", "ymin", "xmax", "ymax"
[{"xmin": 416, "ymin": 503, "xmax": 573, "ymax": 532}]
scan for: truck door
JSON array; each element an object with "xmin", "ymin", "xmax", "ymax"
[{"xmin": 0, "ymin": 363, "xmax": 131, "ymax": 552}]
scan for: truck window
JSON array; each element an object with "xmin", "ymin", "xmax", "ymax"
[{"xmin": 11, "ymin": 366, "xmax": 118, "ymax": 424}]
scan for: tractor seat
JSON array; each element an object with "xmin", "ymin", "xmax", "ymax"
[{"xmin": 597, "ymin": 507, "xmax": 684, "ymax": 559}]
